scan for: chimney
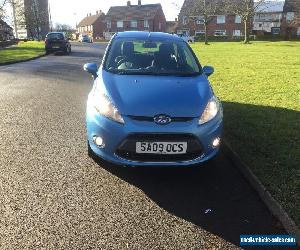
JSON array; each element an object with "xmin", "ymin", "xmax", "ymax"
[
  {"xmin": 138, "ymin": 0, "xmax": 141, "ymax": 6},
  {"xmin": 90, "ymin": 13, "xmax": 92, "ymax": 16},
  {"xmin": 96, "ymin": 11, "xmax": 99, "ymax": 15},
  {"xmin": 127, "ymin": 1, "xmax": 131, "ymax": 6},
  {"xmin": 175, "ymin": 18, "xmax": 178, "ymax": 22}
]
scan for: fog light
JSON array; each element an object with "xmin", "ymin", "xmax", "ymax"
[
  {"xmin": 212, "ymin": 137, "xmax": 221, "ymax": 148},
  {"xmin": 93, "ymin": 136, "xmax": 104, "ymax": 148}
]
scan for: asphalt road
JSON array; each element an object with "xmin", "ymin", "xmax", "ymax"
[{"xmin": 0, "ymin": 42, "xmax": 288, "ymax": 249}]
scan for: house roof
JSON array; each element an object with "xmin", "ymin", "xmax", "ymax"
[
  {"xmin": 256, "ymin": 1, "xmax": 285, "ymax": 13},
  {"xmin": 0, "ymin": 19, "xmax": 13, "ymax": 29},
  {"xmin": 77, "ymin": 12, "xmax": 105, "ymax": 27},
  {"xmin": 166, "ymin": 21, "xmax": 178, "ymax": 33},
  {"xmin": 105, "ymin": 4, "xmax": 162, "ymax": 21},
  {"xmin": 179, "ymin": 0, "xmax": 226, "ymax": 17}
]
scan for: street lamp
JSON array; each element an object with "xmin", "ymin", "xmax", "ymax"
[{"xmin": 74, "ymin": 13, "xmax": 77, "ymax": 29}]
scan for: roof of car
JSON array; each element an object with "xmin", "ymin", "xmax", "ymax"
[{"xmin": 115, "ymin": 32, "xmax": 183, "ymax": 42}]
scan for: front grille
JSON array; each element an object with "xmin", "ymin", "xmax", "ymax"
[
  {"xmin": 115, "ymin": 133, "xmax": 203, "ymax": 162},
  {"xmin": 128, "ymin": 116, "xmax": 193, "ymax": 122}
]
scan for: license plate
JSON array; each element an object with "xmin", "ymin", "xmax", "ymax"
[
  {"xmin": 52, "ymin": 46, "xmax": 60, "ymax": 49},
  {"xmin": 136, "ymin": 142, "xmax": 187, "ymax": 154}
]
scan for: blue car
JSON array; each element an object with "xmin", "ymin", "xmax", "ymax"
[{"xmin": 84, "ymin": 32, "xmax": 223, "ymax": 167}]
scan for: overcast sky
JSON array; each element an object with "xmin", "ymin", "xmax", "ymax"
[{"xmin": 49, "ymin": 0, "xmax": 184, "ymax": 28}]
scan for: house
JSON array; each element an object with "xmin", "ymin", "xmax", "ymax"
[
  {"xmin": 166, "ymin": 20, "xmax": 178, "ymax": 34},
  {"xmin": 77, "ymin": 11, "xmax": 106, "ymax": 40},
  {"xmin": 281, "ymin": 0, "xmax": 300, "ymax": 38},
  {"xmin": 177, "ymin": 0, "xmax": 245, "ymax": 38},
  {"xmin": 253, "ymin": 1, "xmax": 285, "ymax": 35},
  {"xmin": 0, "ymin": 19, "xmax": 14, "ymax": 41},
  {"xmin": 104, "ymin": 0, "xmax": 166, "ymax": 36}
]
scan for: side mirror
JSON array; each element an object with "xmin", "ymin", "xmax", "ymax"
[
  {"xmin": 83, "ymin": 63, "xmax": 98, "ymax": 78},
  {"xmin": 203, "ymin": 66, "xmax": 214, "ymax": 77}
]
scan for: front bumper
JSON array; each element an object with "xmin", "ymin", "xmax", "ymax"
[{"xmin": 86, "ymin": 105, "xmax": 223, "ymax": 167}]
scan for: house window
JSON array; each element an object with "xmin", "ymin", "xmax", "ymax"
[
  {"xmin": 271, "ymin": 27, "xmax": 280, "ymax": 35},
  {"xmin": 286, "ymin": 12, "xmax": 295, "ymax": 21},
  {"xmin": 117, "ymin": 21, "xmax": 123, "ymax": 28},
  {"xmin": 144, "ymin": 20, "xmax": 149, "ymax": 28},
  {"xmin": 131, "ymin": 20, "xmax": 137, "ymax": 28},
  {"xmin": 196, "ymin": 18, "xmax": 205, "ymax": 25},
  {"xmin": 233, "ymin": 30, "xmax": 241, "ymax": 36},
  {"xmin": 183, "ymin": 16, "xmax": 188, "ymax": 25},
  {"xmin": 235, "ymin": 15, "xmax": 241, "ymax": 24},
  {"xmin": 107, "ymin": 21, "xmax": 111, "ymax": 29},
  {"xmin": 195, "ymin": 30, "xmax": 205, "ymax": 36},
  {"xmin": 159, "ymin": 22, "xmax": 161, "ymax": 30},
  {"xmin": 214, "ymin": 30, "xmax": 226, "ymax": 36},
  {"xmin": 217, "ymin": 15, "xmax": 226, "ymax": 24},
  {"xmin": 297, "ymin": 27, "xmax": 300, "ymax": 36}
]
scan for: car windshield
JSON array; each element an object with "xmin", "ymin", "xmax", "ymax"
[
  {"xmin": 47, "ymin": 33, "xmax": 64, "ymax": 40},
  {"xmin": 103, "ymin": 38, "xmax": 201, "ymax": 76}
]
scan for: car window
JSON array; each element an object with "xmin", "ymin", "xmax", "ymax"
[
  {"xmin": 104, "ymin": 38, "xmax": 201, "ymax": 76},
  {"xmin": 47, "ymin": 33, "xmax": 64, "ymax": 40}
]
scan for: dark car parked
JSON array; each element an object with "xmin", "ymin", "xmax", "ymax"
[{"xmin": 45, "ymin": 32, "xmax": 71, "ymax": 55}]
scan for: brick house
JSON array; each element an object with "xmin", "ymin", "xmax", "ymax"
[
  {"xmin": 0, "ymin": 20, "xmax": 14, "ymax": 41},
  {"xmin": 253, "ymin": 1, "xmax": 285, "ymax": 35},
  {"xmin": 281, "ymin": 0, "xmax": 300, "ymax": 38},
  {"xmin": 77, "ymin": 11, "xmax": 106, "ymax": 40},
  {"xmin": 177, "ymin": 0, "xmax": 245, "ymax": 38},
  {"xmin": 104, "ymin": 0, "xmax": 166, "ymax": 34}
]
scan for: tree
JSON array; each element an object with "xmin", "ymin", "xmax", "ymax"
[
  {"xmin": 186, "ymin": 0, "xmax": 225, "ymax": 44},
  {"xmin": 0, "ymin": 0, "xmax": 9, "ymax": 19},
  {"xmin": 12, "ymin": 0, "xmax": 49, "ymax": 40},
  {"xmin": 225, "ymin": 0, "xmax": 267, "ymax": 44},
  {"xmin": 54, "ymin": 23, "xmax": 75, "ymax": 39},
  {"xmin": 193, "ymin": 0, "xmax": 225, "ymax": 44},
  {"xmin": 0, "ymin": 0, "xmax": 8, "ymax": 11}
]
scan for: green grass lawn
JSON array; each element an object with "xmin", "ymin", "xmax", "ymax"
[
  {"xmin": 191, "ymin": 41, "xmax": 300, "ymax": 226},
  {"xmin": 0, "ymin": 41, "xmax": 45, "ymax": 64}
]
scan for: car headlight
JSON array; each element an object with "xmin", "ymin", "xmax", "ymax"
[
  {"xmin": 199, "ymin": 96, "xmax": 220, "ymax": 125},
  {"xmin": 92, "ymin": 90, "xmax": 124, "ymax": 124}
]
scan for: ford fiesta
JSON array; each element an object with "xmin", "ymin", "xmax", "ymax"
[{"xmin": 84, "ymin": 32, "xmax": 223, "ymax": 166}]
